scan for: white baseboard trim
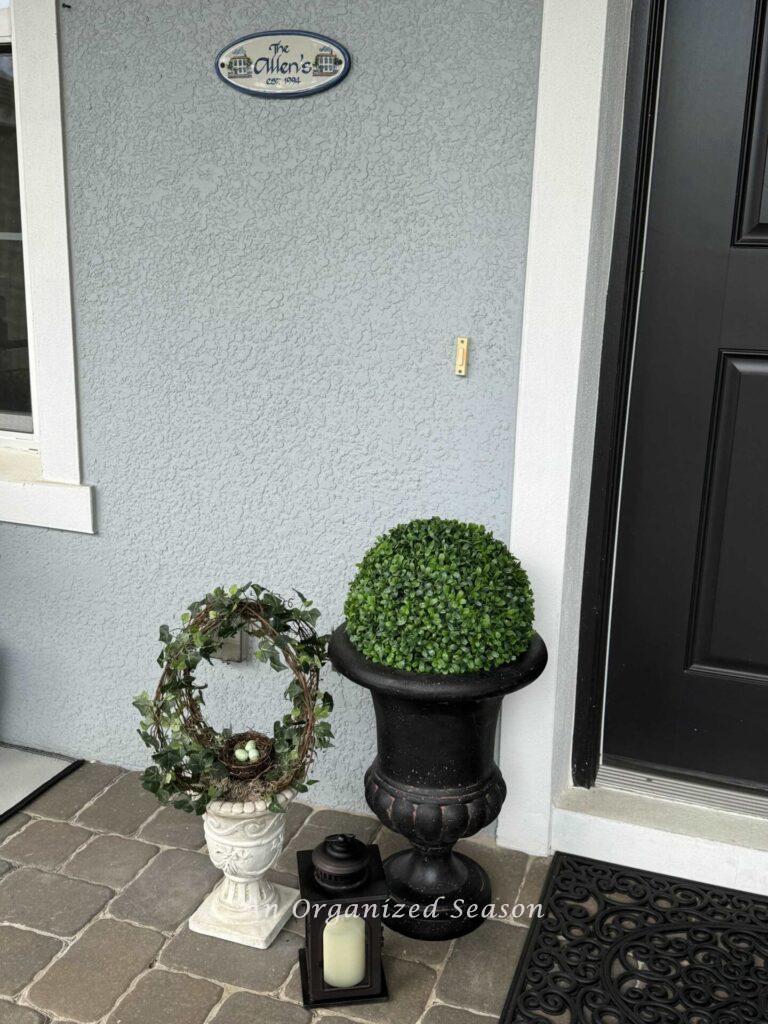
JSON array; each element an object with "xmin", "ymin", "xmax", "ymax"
[{"xmin": 553, "ymin": 787, "xmax": 768, "ymax": 896}]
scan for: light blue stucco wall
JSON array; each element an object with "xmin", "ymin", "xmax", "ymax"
[{"xmin": 0, "ymin": 0, "xmax": 541, "ymax": 811}]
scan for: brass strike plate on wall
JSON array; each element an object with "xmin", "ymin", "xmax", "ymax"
[{"xmin": 455, "ymin": 337, "xmax": 469, "ymax": 376}]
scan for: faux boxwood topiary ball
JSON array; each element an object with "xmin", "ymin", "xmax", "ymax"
[{"xmin": 344, "ymin": 517, "xmax": 534, "ymax": 675}]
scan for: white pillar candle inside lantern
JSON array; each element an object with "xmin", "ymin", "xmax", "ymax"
[{"xmin": 323, "ymin": 913, "xmax": 366, "ymax": 988}]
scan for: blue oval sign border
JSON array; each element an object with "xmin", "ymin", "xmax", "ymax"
[{"xmin": 215, "ymin": 30, "xmax": 351, "ymax": 99}]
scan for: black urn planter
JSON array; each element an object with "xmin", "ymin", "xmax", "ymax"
[{"xmin": 329, "ymin": 624, "xmax": 547, "ymax": 941}]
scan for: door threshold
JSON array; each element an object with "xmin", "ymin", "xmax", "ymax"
[
  {"xmin": 553, "ymin": 784, "xmax": 768, "ymax": 896},
  {"xmin": 596, "ymin": 763, "xmax": 768, "ymax": 819}
]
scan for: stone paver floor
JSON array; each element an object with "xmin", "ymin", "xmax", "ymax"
[{"xmin": 0, "ymin": 763, "xmax": 548, "ymax": 1024}]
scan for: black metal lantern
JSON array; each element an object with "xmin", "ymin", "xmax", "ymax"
[{"xmin": 297, "ymin": 833, "xmax": 389, "ymax": 1008}]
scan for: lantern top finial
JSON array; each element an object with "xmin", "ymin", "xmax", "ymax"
[{"xmin": 311, "ymin": 833, "xmax": 369, "ymax": 891}]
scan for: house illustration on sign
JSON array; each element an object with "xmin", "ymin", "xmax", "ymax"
[
  {"xmin": 313, "ymin": 49, "xmax": 342, "ymax": 76},
  {"xmin": 226, "ymin": 47, "xmax": 252, "ymax": 78}
]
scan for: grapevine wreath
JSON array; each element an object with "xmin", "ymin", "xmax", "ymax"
[{"xmin": 133, "ymin": 584, "xmax": 333, "ymax": 814}]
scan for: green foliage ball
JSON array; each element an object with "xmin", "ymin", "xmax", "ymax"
[{"xmin": 344, "ymin": 518, "xmax": 534, "ymax": 674}]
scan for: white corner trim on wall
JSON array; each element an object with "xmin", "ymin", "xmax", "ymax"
[
  {"xmin": 496, "ymin": 0, "xmax": 630, "ymax": 855},
  {"xmin": 0, "ymin": 0, "xmax": 93, "ymax": 534}
]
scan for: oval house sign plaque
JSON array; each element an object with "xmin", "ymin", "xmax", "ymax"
[{"xmin": 216, "ymin": 31, "xmax": 350, "ymax": 98}]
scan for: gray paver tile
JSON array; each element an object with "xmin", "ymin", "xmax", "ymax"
[
  {"xmin": 373, "ymin": 827, "xmax": 409, "ymax": 860},
  {"xmin": 0, "ymin": 820, "xmax": 91, "ymax": 870},
  {"xmin": 381, "ymin": 925, "xmax": 451, "ymax": 968},
  {"xmin": 110, "ymin": 849, "xmax": 219, "ymax": 931},
  {"xmin": 436, "ymin": 919, "xmax": 527, "ymax": 1016},
  {"xmin": 0, "ymin": 926, "xmax": 62, "ymax": 996},
  {"xmin": 0, "ymin": 1003, "xmax": 46, "ymax": 1024},
  {"xmin": 137, "ymin": 807, "xmax": 204, "ymax": 850},
  {"xmin": 26, "ymin": 764, "xmax": 123, "ymax": 821},
  {"xmin": 283, "ymin": 910, "xmax": 304, "ymax": 937},
  {"xmin": 28, "ymin": 919, "xmax": 163, "ymax": 1023},
  {"xmin": 75, "ymin": 774, "xmax": 158, "ymax": 836},
  {"xmin": 0, "ymin": 816, "xmax": 30, "ymax": 845},
  {"xmin": 160, "ymin": 924, "xmax": 300, "ymax": 992},
  {"xmin": 0, "ymin": 867, "xmax": 112, "ymax": 937},
  {"xmin": 62, "ymin": 835, "xmax": 158, "ymax": 889},
  {"xmin": 283, "ymin": 802, "xmax": 312, "ymax": 844},
  {"xmin": 106, "ymin": 969, "xmax": 221, "ymax": 1024},
  {"xmin": 422, "ymin": 1005, "xmax": 496, "ymax": 1024},
  {"xmin": 317, "ymin": 1019, "xmax": 371, "ymax": 1024},
  {"xmin": 211, "ymin": 991, "xmax": 310, "ymax": 1024},
  {"xmin": 267, "ymin": 866, "xmax": 301, "ymax": 889},
  {"xmin": 454, "ymin": 839, "xmax": 528, "ymax": 918},
  {"xmin": 515, "ymin": 856, "xmax": 550, "ymax": 923}
]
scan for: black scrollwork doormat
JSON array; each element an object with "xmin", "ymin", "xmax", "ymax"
[{"xmin": 500, "ymin": 852, "xmax": 768, "ymax": 1024}]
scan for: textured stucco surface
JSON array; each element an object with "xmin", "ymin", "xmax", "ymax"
[{"xmin": 0, "ymin": 0, "xmax": 541, "ymax": 811}]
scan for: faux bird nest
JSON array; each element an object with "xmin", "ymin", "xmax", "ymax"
[
  {"xmin": 133, "ymin": 584, "xmax": 334, "ymax": 814},
  {"xmin": 219, "ymin": 730, "xmax": 274, "ymax": 781}
]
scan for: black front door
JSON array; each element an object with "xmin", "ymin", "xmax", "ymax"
[{"xmin": 602, "ymin": 0, "xmax": 768, "ymax": 790}]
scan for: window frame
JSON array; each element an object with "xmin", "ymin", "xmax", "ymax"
[
  {"xmin": 0, "ymin": 34, "xmax": 34, "ymax": 438},
  {"xmin": 0, "ymin": 0, "xmax": 93, "ymax": 533}
]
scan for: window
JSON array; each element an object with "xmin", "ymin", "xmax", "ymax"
[
  {"xmin": 0, "ymin": 0, "xmax": 93, "ymax": 533},
  {"xmin": 317, "ymin": 54, "xmax": 334, "ymax": 73},
  {"xmin": 0, "ymin": 44, "xmax": 31, "ymax": 433}
]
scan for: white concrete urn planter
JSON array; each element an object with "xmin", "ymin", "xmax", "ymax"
[{"xmin": 189, "ymin": 787, "xmax": 298, "ymax": 949}]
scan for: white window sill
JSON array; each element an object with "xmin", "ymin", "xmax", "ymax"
[{"xmin": 0, "ymin": 449, "xmax": 94, "ymax": 533}]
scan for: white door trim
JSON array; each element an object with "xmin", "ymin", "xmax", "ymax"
[{"xmin": 496, "ymin": 0, "xmax": 632, "ymax": 855}]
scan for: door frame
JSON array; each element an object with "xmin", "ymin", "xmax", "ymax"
[
  {"xmin": 496, "ymin": 0, "xmax": 634, "ymax": 856},
  {"xmin": 497, "ymin": 0, "xmax": 768, "ymax": 891},
  {"xmin": 572, "ymin": 0, "xmax": 666, "ymax": 788}
]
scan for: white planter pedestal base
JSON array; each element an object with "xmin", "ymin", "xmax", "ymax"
[
  {"xmin": 189, "ymin": 789, "xmax": 298, "ymax": 950},
  {"xmin": 190, "ymin": 879, "xmax": 298, "ymax": 949}
]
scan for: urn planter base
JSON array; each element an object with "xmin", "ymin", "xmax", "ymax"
[
  {"xmin": 383, "ymin": 849, "xmax": 491, "ymax": 941},
  {"xmin": 190, "ymin": 880, "xmax": 298, "ymax": 950}
]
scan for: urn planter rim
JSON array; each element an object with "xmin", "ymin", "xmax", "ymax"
[
  {"xmin": 329, "ymin": 624, "xmax": 547, "ymax": 701},
  {"xmin": 207, "ymin": 786, "xmax": 296, "ymax": 816}
]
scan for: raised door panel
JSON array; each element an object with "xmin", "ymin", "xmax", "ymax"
[{"xmin": 687, "ymin": 353, "xmax": 768, "ymax": 681}]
